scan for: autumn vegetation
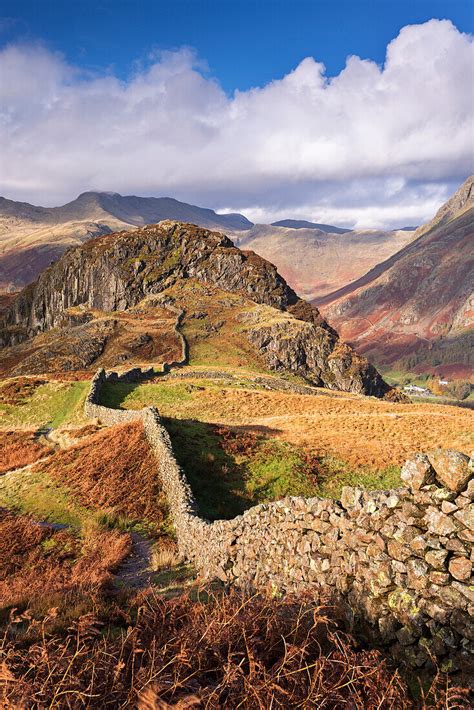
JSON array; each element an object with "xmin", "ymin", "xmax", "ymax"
[
  {"xmin": 0, "ymin": 509, "xmax": 131, "ymax": 616},
  {"xmin": 0, "ymin": 333, "xmax": 472, "ymax": 707},
  {"xmin": 33, "ymin": 422, "xmax": 171, "ymax": 535},
  {"xmin": 0, "ymin": 430, "xmax": 51, "ymax": 474},
  {"xmin": 1, "ymin": 521, "xmax": 467, "ymax": 710}
]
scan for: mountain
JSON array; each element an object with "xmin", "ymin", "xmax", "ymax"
[
  {"xmin": 318, "ymin": 176, "xmax": 474, "ymax": 376},
  {"xmin": 0, "ymin": 220, "xmax": 393, "ymax": 398},
  {"xmin": 0, "ymin": 191, "xmax": 416, "ymax": 302},
  {"xmin": 271, "ymin": 219, "xmax": 351, "ymax": 234},
  {"xmin": 0, "ymin": 192, "xmax": 252, "ymax": 291},
  {"xmin": 234, "ymin": 224, "xmax": 416, "ymax": 301}
]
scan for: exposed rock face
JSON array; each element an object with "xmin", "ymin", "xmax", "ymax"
[
  {"xmin": 247, "ymin": 322, "xmax": 383, "ymax": 395},
  {"xmin": 0, "ymin": 220, "xmax": 391, "ymax": 397}
]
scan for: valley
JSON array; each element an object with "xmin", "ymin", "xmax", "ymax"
[
  {"xmin": 2, "ymin": 4, "xmax": 473, "ymax": 705},
  {"xmin": 0, "ymin": 191, "xmax": 415, "ymax": 300},
  {"xmin": 1, "ymin": 218, "xmax": 472, "ymax": 706},
  {"xmin": 1, "ymin": 181, "xmax": 471, "ymax": 387}
]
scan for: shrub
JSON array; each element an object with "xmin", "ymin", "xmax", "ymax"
[
  {"xmin": 445, "ymin": 380, "xmax": 471, "ymax": 401},
  {"xmin": 1, "ymin": 590, "xmax": 443, "ymax": 709}
]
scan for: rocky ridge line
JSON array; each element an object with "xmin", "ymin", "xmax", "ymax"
[{"xmin": 0, "ymin": 221, "xmax": 391, "ymax": 398}]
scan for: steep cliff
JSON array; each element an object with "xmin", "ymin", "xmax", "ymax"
[{"xmin": 0, "ymin": 221, "xmax": 391, "ymax": 397}]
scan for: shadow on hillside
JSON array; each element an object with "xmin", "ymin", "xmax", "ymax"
[
  {"xmin": 99, "ymin": 382, "xmax": 140, "ymax": 409},
  {"xmin": 162, "ymin": 417, "xmax": 254, "ymax": 521},
  {"xmin": 230, "ymin": 423, "xmax": 283, "ymax": 437}
]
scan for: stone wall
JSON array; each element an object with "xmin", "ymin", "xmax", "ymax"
[
  {"xmin": 85, "ymin": 369, "xmax": 473, "ymax": 676},
  {"xmin": 162, "ymin": 303, "xmax": 188, "ymax": 370}
]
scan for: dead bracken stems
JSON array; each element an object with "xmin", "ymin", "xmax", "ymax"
[{"xmin": 1, "ymin": 588, "xmax": 470, "ymax": 708}]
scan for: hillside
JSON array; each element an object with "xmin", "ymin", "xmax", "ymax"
[
  {"xmin": 235, "ymin": 223, "xmax": 416, "ymax": 300},
  {"xmin": 0, "ymin": 192, "xmax": 252, "ymax": 291},
  {"xmin": 318, "ymin": 176, "xmax": 474, "ymax": 375},
  {"xmin": 0, "ymin": 192, "xmax": 416, "ymax": 302},
  {"xmin": 0, "ymin": 220, "xmax": 392, "ymax": 398},
  {"xmin": 1, "ymin": 222, "xmax": 473, "ymax": 704}
]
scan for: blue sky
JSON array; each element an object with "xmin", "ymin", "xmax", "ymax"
[
  {"xmin": 0, "ymin": 1, "xmax": 473, "ymax": 227},
  {"xmin": 1, "ymin": 0, "xmax": 472, "ymax": 92}
]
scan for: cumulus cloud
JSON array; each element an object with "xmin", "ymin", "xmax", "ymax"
[{"xmin": 0, "ymin": 19, "xmax": 472, "ymax": 228}]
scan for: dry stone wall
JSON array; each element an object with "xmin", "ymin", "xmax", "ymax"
[
  {"xmin": 159, "ymin": 301, "xmax": 188, "ymax": 370},
  {"xmin": 85, "ymin": 368, "xmax": 473, "ymax": 676}
]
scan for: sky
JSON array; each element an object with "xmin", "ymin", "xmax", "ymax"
[{"xmin": 0, "ymin": 0, "xmax": 473, "ymax": 228}]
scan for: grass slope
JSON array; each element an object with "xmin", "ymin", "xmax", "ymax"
[{"xmin": 0, "ymin": 380, "xmax": 89, "ymax": 428}]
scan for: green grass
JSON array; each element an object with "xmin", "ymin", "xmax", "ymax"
[
  {"xmin": 100, "ymin": 381, "xmax": 194, "ymax": 410},
  {"xmin": 380, "ymin": 368, "xmax": 430, "ymax": 388},
  {"xmin": 245, "ymin": 441, "xmax": 320, "ymax": 501},
  {"xmin": 0, "ymin": 468, "xmax": 96, "ymax": 529},
  {"xmin": 162, "ymin": 418, "xmax": 403, "ymax": 519},
  {"xmin": 163, "ymin": 418, "xmax": 253, "ymax": 519},
  {"xmin": 313, "ymin": 457, "xmax": 402, "ymax": 499},
  {"xmin": 0, "ymin": 381, "xmax": 89, "ymax": 428}
]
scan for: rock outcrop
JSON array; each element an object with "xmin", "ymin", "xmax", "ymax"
[{"xmin": 0, "ymin": 220, "xmax": 391, "ymax": 397}]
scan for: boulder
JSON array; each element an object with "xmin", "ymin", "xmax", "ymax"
[
  {"xmin": 400, "ymin": 454, "xmax": 435, "ymax": 491},
  {"xmin": 427, "ymin": 449, "xmax": 471, "ymax": 493}
]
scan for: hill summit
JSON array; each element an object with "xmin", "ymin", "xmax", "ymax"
[
  {"xmin": 0, "ymin": 220, "xmax": 392, "ymax": 397},
  {"xmin": 0, "ymin": 192, "xmax": 252, "ymax": 291}
]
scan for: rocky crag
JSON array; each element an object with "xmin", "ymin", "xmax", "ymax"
[
  {"xmin": 0, "ymin": 220, "xmax": 391, "ymax": 397},
  {"xmin": 85, "ymin": 366, "xmax": 474, "ymax": 681}
]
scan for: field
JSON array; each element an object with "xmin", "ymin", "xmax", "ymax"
[
  {"xmin": 0, "ymin": 379, "xmax": 89, "ymax": 428},
  {"xmin": 2, "ymin": 368, "xmax": 473, "ymax": 516},
  {"xmin": 101, "ymin": 369, "xmax": 473, "ymax": 470},
  {"xmin": 1, "ymin": 316, "xmax": 473, "ymax": 706},
  {"xmin": 3, "ymin": 402, "xmax": 460, "ymax": 708}
]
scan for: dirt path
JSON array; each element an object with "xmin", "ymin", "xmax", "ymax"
[{"xmin": 113, "ymin": 532, "xmax": 155, "ymax": 590}]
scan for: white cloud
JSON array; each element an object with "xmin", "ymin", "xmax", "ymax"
[{"xmin": 0, "ymin": 20, "xmax": 472, "ymax": 228}]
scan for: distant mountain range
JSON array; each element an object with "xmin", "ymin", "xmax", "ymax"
[
  {"xmin": 271, "ymin": 219, "xmax": 352, "ymax": 234},
  {"xmin": 318, "ymin": 176, "xmax": 474, "ymax": 378},
  {"xmin": 0, "ymin": 179, "xmax": 471, "ymax": 378},
  {"xmin": 0, "ymin": 192, "xmax": 253, "ymax": 291},
  {"xmin": 0, "ymin": 191, "xmax": 416, "ymax": 299}
]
